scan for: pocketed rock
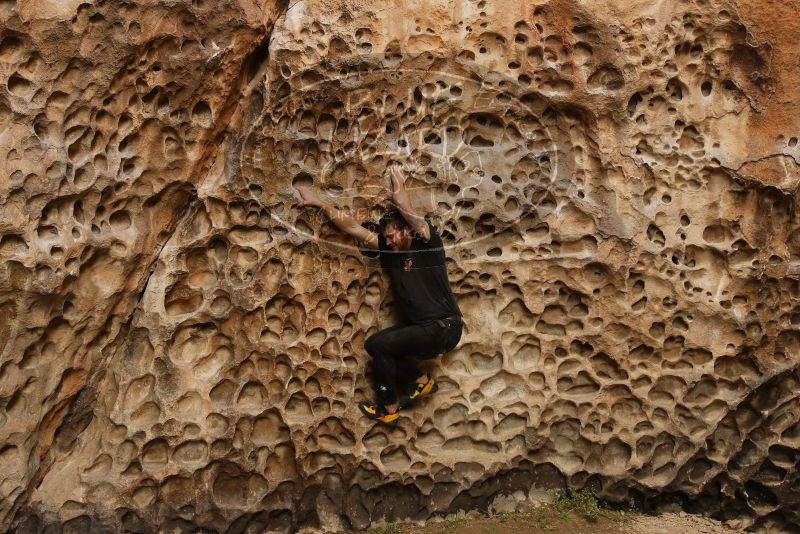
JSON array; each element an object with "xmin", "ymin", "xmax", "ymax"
[{"xmin": 1, "ymin": 0, "xmax": 799, "ymax": 532}]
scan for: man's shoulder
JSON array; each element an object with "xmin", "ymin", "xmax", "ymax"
[{"xmin": 358, "ymin": 222, "xmax": 386, "ymax": 258}]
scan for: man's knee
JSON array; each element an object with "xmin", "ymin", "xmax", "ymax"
[
  {"xmin": 366, "ymin": 326, "xmax": 402, "ymax": 358},
  {"xmin": 364, "ymin": 332, "xmax": 385, "ymax": 357}
]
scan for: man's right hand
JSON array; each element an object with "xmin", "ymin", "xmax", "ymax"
[{"xmin": 295, "ymin": 185, "xmax": 327, "ymax": 208}]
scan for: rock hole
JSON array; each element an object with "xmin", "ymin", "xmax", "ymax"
[
  {"xmin": 292, "ymin": 172, "xmax": 314, "ymax": 188},
  {"xmin": 7, "ymin": 72, "xmax": 31, "ymax": 96},
  {"xmin": 191, "ymin": 100, "xmax": 212, "ymax": 128},
  {"xmin": 0, "ymin": 34, "xmax": 22, "ymax": 61},
  {"xmin": 109, "ymin": 210, "xmax": 131, "ymax": 230},
  {"xmin": 0, "ymin": 234, "xmax": 28, "ymax": 254}
]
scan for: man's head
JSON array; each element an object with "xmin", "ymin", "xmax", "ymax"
[{"xmin": 378, "ymin": 210, "xmax": 412, "ymax": 251}]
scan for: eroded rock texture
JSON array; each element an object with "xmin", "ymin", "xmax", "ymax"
[{"xmin": 1, "ymin": 0, "xmax": 799, "ymax": 532}]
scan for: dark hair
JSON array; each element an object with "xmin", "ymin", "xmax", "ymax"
[{"xmin": 377, "ymin": 209, "xmax": 409, "ymax": 233}]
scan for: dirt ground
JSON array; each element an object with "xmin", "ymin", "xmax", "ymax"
[
  {"xmin": 361, "ymin": 506, "xmax": 745, "ymax": 534},
  {"xmin": 628, "ymin": 512, "xmax": 745, "ymax": 534}
]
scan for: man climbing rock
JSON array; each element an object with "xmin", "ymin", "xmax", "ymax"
[{"xmin": 295, "ymin": 164, "xmax": 463, "ymax": 425}]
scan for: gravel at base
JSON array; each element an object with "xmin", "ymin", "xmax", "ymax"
[{"xmin": 629, "ymin": 512, "xmax": 745, "ymax": 534}]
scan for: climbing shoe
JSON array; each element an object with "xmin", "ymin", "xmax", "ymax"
[
  {"xmin": 358, "ymin": 401, "xmax": 401, "ymax": 426},
  {"xmin": 405, "ymin": 374, "xmax": 438, "ymax": 404}
]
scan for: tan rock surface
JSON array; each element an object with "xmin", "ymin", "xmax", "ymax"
[{"xmin": 1, "ymin": 0, "xmax": 799, "ymax": 532}]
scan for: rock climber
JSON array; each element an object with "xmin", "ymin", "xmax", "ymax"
[{"xmin": 294, "ymin": 164, "xmax": 463, "ymax": 425}]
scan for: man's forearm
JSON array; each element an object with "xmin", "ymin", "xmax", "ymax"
[
  {"xmin": 394, "ymin": 197, "xmax": 428, "ymax": 235},
  {"xmin": 296, "ymin": 185, "xmax": 377, "ymax": 247},
  {"xmin": 319, "ymin": 200, "xmax": 360, "ymax": 234},
  {"xmin": 391, "ymin": 169, "xmax": 428, "ymax": 236}
]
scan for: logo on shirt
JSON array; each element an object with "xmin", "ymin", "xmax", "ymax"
[{"xmin": 403, "ymin": 258, "xmax": 413, "ymax": 272}]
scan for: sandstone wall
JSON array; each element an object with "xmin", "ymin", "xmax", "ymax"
[{"xmin": 1, "ymin": 0, "xmax": 799, "ymax": 532}]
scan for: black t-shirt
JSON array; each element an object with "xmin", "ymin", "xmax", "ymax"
[{"xmin": 377, "ymin": 222, "xmax": 462, "ymax": 325}]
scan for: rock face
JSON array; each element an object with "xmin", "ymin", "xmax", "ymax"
[{"xmin": 1, "ymin": 0, "xmax": 799, "ymax": 532}]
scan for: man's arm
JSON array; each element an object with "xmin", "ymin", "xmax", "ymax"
[
  {"xmin": 295, "ymin": 185, "xmax": 379, "ymax": 249},
  {"xmin": 390, "ymin": 165, "xmax": 430, "ymax": 241}
]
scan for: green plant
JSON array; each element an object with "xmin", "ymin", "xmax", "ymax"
[
  {"xmin": 374, "ymin": 522, "xmax": 401, "ymax": 534},
  {"xmin": 604, "ymin": 508, "xmax": 633, "ymax": 524},
  {"xmin": 552, "ymin": 487, "xmax": 603, "ymax": 521},
  {"xmin": 438, "ymin": 518, "xmax": 459, "ymax": 533},
  {"xmin": 496, "ymin": 512, "xmax": 513, "ymax": 523},
  {"xmin": 526, "ymin": 508, "xmax": 555, "ymax": 531}
]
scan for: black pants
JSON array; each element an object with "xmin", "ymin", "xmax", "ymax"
[{"xmin": 364, "ymin": 317, "xmax": 463, "ymax": 405}]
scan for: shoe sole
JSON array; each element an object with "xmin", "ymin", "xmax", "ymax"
[{"xmin": 358, "ymin": 403, "xmax": 400, "ymax": 427}]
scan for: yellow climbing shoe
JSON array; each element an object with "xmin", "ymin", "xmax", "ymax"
[
  {"xmin": 408, "ymin": 374, "xmax": 438, "ymax": 402},
  {"xmin": 358, "ymin": 401, "xmax": 401, "ymax": 426}
]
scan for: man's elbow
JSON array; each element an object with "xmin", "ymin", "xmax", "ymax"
[{"xmin": 416, "ymin": 222, "xmax": 431, "ymax": 241}]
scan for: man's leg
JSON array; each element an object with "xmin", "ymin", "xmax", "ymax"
[
  {"xmin": 395, "ymin": 358, "xmax": 425, "ymax": 395},
  {"xmin": 363, "ymin": 322, "xmax": 440, "ymax": 412},
  {"xmin": 401, "ymin": 319, "xmax": 463, "ymax": 405},
  {"xmin": 364, "ymin": 324, "xmax": 408, "ymax": 409}
]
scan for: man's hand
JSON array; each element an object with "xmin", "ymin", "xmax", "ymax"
[
  {"xmin": 389, "ymin": 164, "xmax": 410, "ymax": 206},
  {"xmin": 388, "ymin": 163, "xmax": 430, "ymax": 241},
  {"xmin": 295, "ymin": 185, "xmax": 328, "ymax": 209}
]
